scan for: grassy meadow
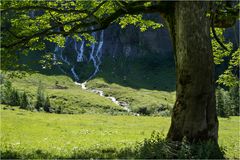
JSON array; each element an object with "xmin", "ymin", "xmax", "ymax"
[
  {"xmin": 1, "ymin": 58, "xmax": 239, "ymax": 159},
  {"xmin": 5, "ymin": 71, "xmax": 175, "ymax": 115},
  {"xmin": 1, "ymin": 106, "xmax": 239, "ymax": 159}
]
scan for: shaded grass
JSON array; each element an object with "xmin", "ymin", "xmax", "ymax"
[
  {"xmin": 97, "ymin": 56, "xmax": 176, "ymax": 91},
  {"xmin": 0, "ymin": 107, "xmax": 239, "ymax": 159}
]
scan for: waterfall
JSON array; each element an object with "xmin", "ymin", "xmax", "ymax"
[
  {"xmin": 53, "ymin": 31, "xmax": 104, "ymax": 82},
  {"xmin": 75, "ymin": 40, "xmax": 85, "ymax": 62},
  {"xmin": 88, "ymin": 30, "xmax": 104, "ymax": 80},
  {"xmin": 54, "ymin": 37, "xmax": 72, "ymax": 66},
  {"xmin": 53, "ymin": 53, "xmax": 57, "ymax": 65},
  {"xmin": 54, "ymin": 45, "xmax": 69, "ymax": 65},
  {"xmin": 71, "ymin": 66, "xmax": 79, "ymax": 81}
]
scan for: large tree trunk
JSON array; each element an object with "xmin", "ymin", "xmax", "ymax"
[{"xmin": 167, "ymin": 1, "xmax": 219, "ymax": 142}]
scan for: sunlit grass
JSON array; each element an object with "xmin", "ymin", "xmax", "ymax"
[
  {"xmin": 8, "ymin": 72, "xmax": 175, "ymax": 115},
  {"xmin": 0, "ymin": 107, "xmax": 239, "ymax": 159}
]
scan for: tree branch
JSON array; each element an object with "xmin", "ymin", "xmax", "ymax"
[{"xmin": 0, "ymin": 1, "xmax": 176, "ymax": 49}]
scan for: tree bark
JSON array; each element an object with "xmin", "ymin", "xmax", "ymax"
[{"xmin": 167, "ymin": 1, "xmax": 219, "ymax": 142}]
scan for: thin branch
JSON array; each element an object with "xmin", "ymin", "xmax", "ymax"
[
  {"xmin": 1, "ymin": 5, "xmax": 88, "ymax": 14},
  {"xmin": 211, "ymin": 13, "xmax": 229, "ymax": 51}
]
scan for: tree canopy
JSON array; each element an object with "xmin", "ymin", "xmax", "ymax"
[{"xmin": 0, "ymin": 0, "xmax": 239, "ymax": 86}]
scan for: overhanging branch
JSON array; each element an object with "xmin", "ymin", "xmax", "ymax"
[{"xmin": 2, "ymin": 1, "xmax": 172, "ymax": 49}]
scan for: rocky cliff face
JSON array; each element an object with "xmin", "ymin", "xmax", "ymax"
[
  {"xmin": 102, "ymin": 17, "xmax": 173, "ymax": 58},
  {"xmin": 52, "ymin": 14, "xmax": 174, "ymax": 81},
  {"xmin": 46, "ymin": 15, "xmax": 238, "ymax": 82}
]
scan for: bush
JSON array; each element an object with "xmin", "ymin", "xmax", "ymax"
[
  {"xmin": 216, "ymin": 87, "xmax": 228, "ymax": 117},
  {"xmin": 134, "ymin": 104, "xmax": 172, "ymax": 116},
  {"xmin": 229, "ymin": 85, "xmax": 239, "ymax": 116},
  {"xmin": 55, "ymin": 106, "xmax": 63, "ymax": 114},
  {"xmin": 136, "ymin": 106, "xmax": 151, "ymax": 115},
  {"xmin": 132, "ymin": 131, "xmax": 225, "ymax": 159},
  {"xmin": 20, "ymin": 92, "xmax": 31, "ymax": 110},
  {"xmin": 0, "ymin": 74, "xmax": 5, "ymax": 84},
  {"xmin": 43, "ymin": 96, "xmax": 51, "ymax": 113},
  {"xmin": 216, "ymin": 86, "xmax": 239, "ymax": 117},
  {"xmin": 1, "ymin": 81, "xmax": 20, "ymax": 106},
  {"xmin": 35, "ymin": 82, "xmax": 45, "ymax": 111},
  {"xmin": 1, "ymin": 80, "xmax": 52, "ymax": 113},
  {"xmin": 10, "ymin": 89, "xmax": 20, "ymax": 106},
  {"xmin": 35, "ymin": 82, "xmax": 52, "ymax": 113}
]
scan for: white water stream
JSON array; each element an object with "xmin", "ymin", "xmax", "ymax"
[
  {"xmin": 74, "ymin": 81, "xmax": 132, "ymax": 113},
  {"xmin": 53, "ymin": 31, "xmax": 136, "ymax": 114},
  {"xmin": 88, "ymin": 30, "xmax": 104, "ymax": 80}
]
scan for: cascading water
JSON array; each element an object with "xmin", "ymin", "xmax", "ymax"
[
  {"xmin": 88, "ymin": 30, "xmax": 104, "ymax": 80},
  {"xmin": 75, "ymin": 40, "xmax": 85, "ymax": 62},
  {"xmin": 52, "ymin": 31, "xmax": 135, "ymax": 114},
  {"xmin": 53, "ymin": 31, "xmax": 104, "ymax": 81},
  {"xmin": 71, "ymin": 66, "xmax": 79, "ymax": 81},
  {"xmin": 54, "ymin": 37, "xmax": 72, "ymax": 65},
  {"xmin": 75, "ymin": 81, "xmax": 133, "ymax": 114},
  {"xmin": 53, "ymin": 36, "xmax": 79, "ymax": 78}
]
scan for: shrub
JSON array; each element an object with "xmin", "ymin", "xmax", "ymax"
[
  {"xmin": 1, "ymin": 80, "xmax": 12, "ymax": 104},
  {"xmin": 35, "ymin": 82, "xmax": 46, "ymax": 111},
  {"xmin": 55, "ymin": 106, "xmax": 63, "ymax": 114},
  {"xmin": 9, "ymin": 89, "xmax": 20, "ymax": 106},
  {"xmin": 132, "ymin": 131, "xmax": 225, "ymax": 159},
  {"xmin": 154, "ymin": 104, "xmax": 172, "ymax": 116},
  {"xmin": 216, "ymin": 87, "xmax": 228, "ymax": 117},
  {"xmin": 136, "ymin": 106, "xmax": 151, "ymax": 115},
  {"xmin": 229, "ymin": 85, "xmax": 239, "ymax": 116},
  {"xmin": 35, "ymin": 82, "xmax": 52, "ymax": 112},
  {"xmin": 1, "ymin": 81, "xmax": 20, "ymax": 106},
  {"xmin": 20, "ymin": 92, "xmax": 31, "ymax": 110},
  {"xmin": 216, "ymin": 86, "xmax": 239, "ymax": 117},
  {"xmin": 43, "ymin": 96, "xmax": 51, "ymax": 113},
  {"xmin": 0, "ymin": 74, "xmax": 5, "ymax": 84}
]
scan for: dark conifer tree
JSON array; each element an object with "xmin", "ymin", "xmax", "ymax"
[{"xmin": 35, "ymin": 81, "xmax": 45, "ymax": 111}]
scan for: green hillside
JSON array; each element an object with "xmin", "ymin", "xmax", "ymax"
[{"xmin": 6, "ymin": 53, "xmax": 176, "ymax": 115}]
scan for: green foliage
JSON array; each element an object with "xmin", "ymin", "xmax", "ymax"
[
  {"xmin": 132, "ymin": 104, "xmax": 172, "ymax": 116},
  {"xmin": 229, "ymin": 85, "xmax": 239, "ymax": 116},
  {"xmin": 216, "ymin": 86, "xmax": 239, "ymax": 117},
  {"xmin": 0, "ymin": 76, "xmax": 54, "ymax": 112},
  {"xmin": 134, "ymin": 132, "xmax": 224, "ymax": 159},
  {"xmin": 1, "ymin": 79, "xmax": 32, "ymax": 110},
  {"xmin": 1, "ymin": 80, "xmax": 20, "ymax": 106},
  {"xmin": 43, "ymin": 96, "xmax": 51, "ymax": 113},
  {"xmin": 35, "ymin": 81, "xmax": 52, "ymax": 112},
  {"xmin": 212, "ymin": 29, "xmax": 232, "ymax": 64},
  {"xmin": 0, "ymin": 74, "xmax": 5, "ymax": 84},
  {"xmin": 19, "ymin": 92, "xmax": 31, "ymax": 110},
  {"xmin": 118, "ymin": 14, "xmax": 163, "ymax": 32},
  {"xmin": 217, "ymin": 48, "xmax": 240, "ymax": 87},
  {"xmin": 212, "ymin": 28, "xmax": 239, "ymax": 87},
  {"xmin": 216, "ymin": 87, "xmax": 227, "ymax": 117},
  {"xmin": 35, "ymin": 81, "xmax": 45, "ymax": 111},
  {"xmin": 1, "ymin": 0, "xmax": 167, "ymax": 70}
]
